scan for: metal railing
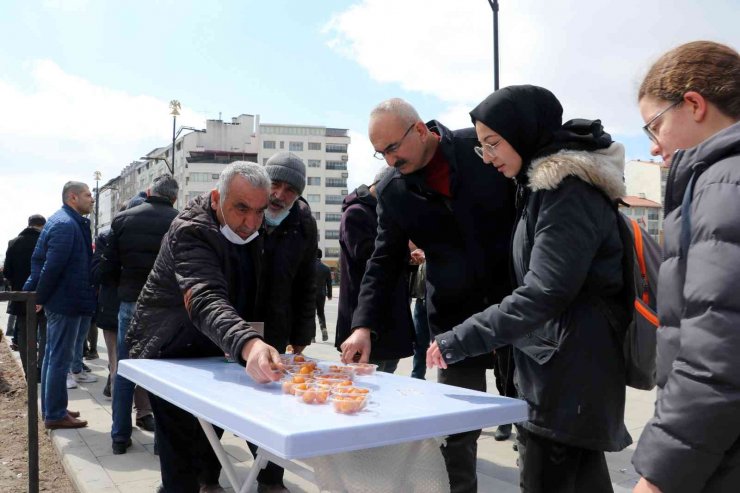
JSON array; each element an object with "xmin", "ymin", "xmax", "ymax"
[{"xmin": 0, "ymin": 291, "xmax": 39, "ymax": 493}]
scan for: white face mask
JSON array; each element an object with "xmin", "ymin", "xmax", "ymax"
[
  {"xmin": 264, "ymin": 208, "xmax": 291, "ymax": 226},
  {"xmin": 220, "ymin": 224, "xmax": 259, "ymax": 245}
]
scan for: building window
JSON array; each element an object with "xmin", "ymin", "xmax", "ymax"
[
  {"xmin": 308, "ymin": 142, "xmax": 321, "ymax": 151},
  {"xmin": 308, "ymin": 159, "xmax": 321, "ymax": 168},
  {"xmin": 307, "ymin": 194, "xmax": 321, "ymax": 203},
  {"xmin": 307, "ymin": 177, "xmax": 321, "ymax": 186},
  {"xmin": 325, "ymin": 213, "xmax": 342, "ymax": 222},
  {"xmin": 263, "ymin": 140, "xmax": 276, "ymax": 149},
  {"xmin": 325, "ymin": 161, "xmax": 347, "ymax": 170},
  {"xmin": 326, "ymin": 143, "xmax": 348, "ymax": 153},
  {"xmin": 325, "ymin": 230, "xmax": 340, "ymax": 240},
  {"xmin": 212, "ymin": 174, "xmax": 219, "ymax": 180},
  {"xmin": 326, "ymin": 178, "xmax": 347, "ymax": 188},
  {"xmin": 280, "ymin": 141, "xmax": 285, "ymax": 149},
  {"xmin": 326, "ymin": 195, "xmax": 344, "ymax": 204},
  {"xmin": 189, "ymin": 172, "xmax": 217, "ymax": 182},
  {"xmin": 341, "ymin": 172, "xmax": 349, "ymax": 179},
  {"xmin": 647, "ymin": 209, "xmax": 659, "ymax": 220},
  {"xmin": 289, "ymin": 141, "xmax": 304, "ymax": 152},
  {"xmin": 312, "ymin": 212, "xmax": 321, "ymax": 220},
  {"xmin": 341, "ymin": 189, "xmax": 348, "ymax": 195},
  {"xmin": 325, "ymin": 247, "xmax": 340, "ymax": 258}
]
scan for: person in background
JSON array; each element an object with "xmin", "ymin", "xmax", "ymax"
[
  {"xmin": 101, "ymin": 174, "xmax": 179, "ymax": 454},
  {"xmin": 335, "ymin": 166, "xmax": 414, "ymax": 375},
  {"xmin": 408, "ymin": 244, "xmax": 428, "ymax": 380},
  {"xmin": 25, "ymin": 182, "xmax": 96, "ymax": 430},
  {"xmin": 631, "ymin": 41, "xmax": 740, "ymax": 493},
  {"xmin": 314, "ymin": 248, "xmax": 332, "ymax": 342},
  {"xmin": 4, "ymin": 214, "xmax": 47, "ymax": 378}
]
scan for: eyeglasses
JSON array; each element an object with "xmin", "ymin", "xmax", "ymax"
[
  {"xmin": 373, "ymin": 123, "xmax": 416, "ymax": 160},
  {"xmin": 473, "ymin": 140, "xmax": 502, "ymax": 161},
  {"xmin": 643, "ymin": 100, "xmax": 681, "ymax": 144}
]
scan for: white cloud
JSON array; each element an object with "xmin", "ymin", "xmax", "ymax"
[
  {"xmin": 347, "ymin": 129, "xmax": 386, "ymax": 191},
  {"xmin": 326, "ymin": 0, "xmax": 739, "ymax": 137},
  {"xmin": 0, "ymin": 60, "xmax": 207, "ymax": 247}
]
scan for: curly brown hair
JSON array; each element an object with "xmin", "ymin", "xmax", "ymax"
[{"xmin": 639, "ymin": 41, "xmax": 740, "ymax": 119}]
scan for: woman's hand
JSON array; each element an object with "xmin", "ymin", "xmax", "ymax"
[{"xmin": 426, "ymin": 340, "xmax": 448, "ymax": 369}]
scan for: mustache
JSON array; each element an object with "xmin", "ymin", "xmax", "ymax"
[
  {"xmin": 269, "ymin": 196, "xmax": 287, "ymax": 208},
  {"xmin": 393, "ymin": 159, "xmax": 407, "ymax": 168}
]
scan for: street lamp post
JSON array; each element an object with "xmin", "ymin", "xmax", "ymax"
[
  {"xmin": 486, "ymin": 0, "xmax": 500, "ymax": 90},
  {"xmin": 169, "ymin": 100, "xmax": 181, "ymax": 175},
  {"xmin": 93, "ymin": 171, "xmax": 101, "ymax": 237}
]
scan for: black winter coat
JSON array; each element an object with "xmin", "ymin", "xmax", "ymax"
[
  {"xmin": 126, "ymin": 194, "xmax": 263, "ymax": 363},
  {"xmin": 632, "ymin": 122, "xmax": 740, "ymax": 492},
  {"xmin": 336, "ymin": 186, "xmax": 414, "ymax": 361},
  {"xmin": 101, "ymin": 195, "xmax": 178, "ymax": 302},
  {"xmin": 3, "ymin": 227, "xmax": 41, "ymax": 316},
  {"xmin": 91, "ymin": 232, "xmax": 120, "ymax": 332},
  {"xmin": 438, "ymin": 145, "xmax": 631, "ymax": 451},
  {"xmin": 352, "ymin": 121, "xmax": 515, "ymax": 368},
  {"xmin": 255, "ymin": 198, "xmax": 317, "ymax": 352},
  {"xmin": 315, "ymin": 259, "xmax": 332, "ymax": 300}
]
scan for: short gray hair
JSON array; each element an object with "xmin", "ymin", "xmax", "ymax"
[
  {"xmin": 62, "ymin": 181, "xmax": 89, "ymax": 203},
  {"xmin": 217, "ymin": 161, "xmax": 270, "ymax": 205},
  {"xmin": 150, "ymin": 174, "xmax": 179, "ymax": 202},
  {"xmin": 370, "ymin": 98, "xmax": 421, "ymax": 126}
]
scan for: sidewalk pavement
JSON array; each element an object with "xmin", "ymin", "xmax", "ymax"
[{"xmin": 1, "ymin": 291, "xmax": 650, "ymax": 492}]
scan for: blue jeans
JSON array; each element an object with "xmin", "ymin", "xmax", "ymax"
[
  {"xmin": 411, "ymin": 298, "xmax": 430, "ymax": 379},
  {"xmin": 70, "ymin": 316, "xmax": 89, "ymax": 374},
  {"xmin": 41, "ymin": 311, "xmax": 89, "ymax": 421},
  {"xmin": 112, "ymin": 301, "xmax": 137, "ymax": 443}
]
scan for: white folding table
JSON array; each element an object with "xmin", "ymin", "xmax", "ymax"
[{"xmin": 118, "ymin": 357, "xmax": 528, "ymax": 492}]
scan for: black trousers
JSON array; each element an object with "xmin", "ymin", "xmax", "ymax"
[
  {"xmin": 517, "ymin": 427, "xmax": 613, "ymax": 493},
  {"xmin": 437, "ymin": 366, "xmax": 487, "ymax": 493},
  {"xmin": 315, "ymin": 296, "xmax": 326, "ymax": 329},
  {"xmin": 148, "ymin": 392, "xmax": 224, "ymax": 493}
]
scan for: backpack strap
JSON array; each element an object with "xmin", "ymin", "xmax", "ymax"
[{"xmin": 630, "ymin": 218, "xmax": 650, "ymax": 304}]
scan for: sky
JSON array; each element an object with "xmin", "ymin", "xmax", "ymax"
[{"xmin": 0, "ymin": 0, "xmax": 738, "ymax": 250}]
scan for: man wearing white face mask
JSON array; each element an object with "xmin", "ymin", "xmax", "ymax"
[
  {"xmin": 125, "ymin": 162, "xmax": 284, "ymax": 493},
  {"xmin": 250, "ymin": 152, "xmax": 318, "ymax": 492}
]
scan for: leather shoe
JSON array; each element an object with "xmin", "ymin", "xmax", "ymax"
[
  {"xmin": 67, "ymin": 410, "xmax": 81, "ymax": 418},
  {"xmin": 494, "ymin": 424, "xmax": 512, "ymax": 441},
  {"xmin": 45, "ymin": 415, "xmax": 88, "ymax": 430},
  {"xmin": 136, "ymin": 414, "xmax": 156, "ymax": 432},
  {"xmin": 112, "ymin": 438, "xmax": 132, "ymax": 455}
]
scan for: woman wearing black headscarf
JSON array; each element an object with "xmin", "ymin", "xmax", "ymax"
[{"xmin": 428, "ymin": 86, "xmax": 630, "ymax": 492}]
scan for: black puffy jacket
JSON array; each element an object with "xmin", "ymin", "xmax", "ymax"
[
  {"xmin": 126, "ymin": 194, "xmax": 263, "ymax": 362},
  {"xmin": 632, "ymin": 122, "xmax": 740, "ymax": 493},
  {"xmin": 91, "ymin": 232, "xmax": 120, "ymax": 332},
  {"xmin": 101, "ymin": 195, "xmax": 178, "ymax": 302},
  {"xmin": 438, "ymin": 144, "xmax": 632, "ymax": 452}
]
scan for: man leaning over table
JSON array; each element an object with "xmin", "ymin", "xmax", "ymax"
[{"xmin": 125, "ymin": 162, "xmax": 283, "ymax": 493}]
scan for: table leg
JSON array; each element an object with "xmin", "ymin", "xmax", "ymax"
[
  {"xmin": 240, "ymin": 452, "xmax": 268, "ymax": 493},
  {"xmin": 197, "ymin": 418, "xmax": 242, "ymax": 492}
]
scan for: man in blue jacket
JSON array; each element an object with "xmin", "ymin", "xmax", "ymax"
[{"xmin": 25, "ymin": 181, "xmax": 96, "ymax": 430}]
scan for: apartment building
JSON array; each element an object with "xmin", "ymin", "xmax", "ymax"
[{"xmin": 113, "ymin": 114, "xmax": 350, "ymax": 265}]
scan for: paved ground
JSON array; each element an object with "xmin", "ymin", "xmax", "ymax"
[{"xmin": 1, "ymin": 293, "xmax": 650, "ymax": 492}]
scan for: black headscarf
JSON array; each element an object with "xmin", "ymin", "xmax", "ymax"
[{"xmin": 469, "ymin": 85, "xmax": 613, "ymax": 179}]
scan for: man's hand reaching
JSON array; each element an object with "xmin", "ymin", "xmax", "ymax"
[{"xmin": 240, "ymin": 338, "xmax": 282, "ymax": 384}]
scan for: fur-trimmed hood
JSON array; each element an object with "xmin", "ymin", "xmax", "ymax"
[{"xmin": 527, "ymin": 143, "xmax": 626, "ymax": 200}]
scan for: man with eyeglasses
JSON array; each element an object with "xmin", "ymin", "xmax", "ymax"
[{"xmin": 340, "ymin": 98, "xmax": 516, "ymax": 493}]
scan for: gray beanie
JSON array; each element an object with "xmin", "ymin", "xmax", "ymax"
[{"xmin": 264, "ymin": 152, "xmax": 306, "ymax": 195}]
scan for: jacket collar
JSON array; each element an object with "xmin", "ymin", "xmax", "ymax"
[
  {"xmin": 665, "ymin": 121, "xmax": 740, "ymax": 214},
  {"xmin": 527, "ymin": 142, "xmax": 626, "ymax": 200},
  {"xmin": 62, "ymin": 204, "xmax": 90, "ymax": 226},
  {"xmin": 401, "ymin": 119, "xmax": 458, "ymax": 197},
  {"xmin": 145, "ymin": 195, "xmax": 175, "ymax": 207}
]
